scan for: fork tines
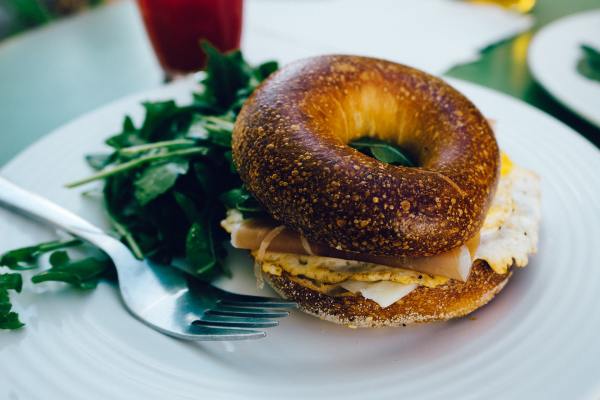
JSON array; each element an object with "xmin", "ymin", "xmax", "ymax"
[{"xmin": 194, "ymin": 295, "xmax": 297, "ymax": 332}]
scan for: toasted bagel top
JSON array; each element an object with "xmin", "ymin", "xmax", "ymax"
[{"xmin": 233, "ymin": 55, "xmax": 499, "ymax": 257}]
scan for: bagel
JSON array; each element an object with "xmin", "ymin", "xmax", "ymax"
[
  {"xmin": 233, "ymin": 55, "xmax": 500, "ymax": 258},
  {"xmin": 228, "ymin": 55, "xmax": 540, "ymax": 328}
]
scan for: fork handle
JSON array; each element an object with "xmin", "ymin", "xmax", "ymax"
[{"xmin": 0, "ymin": 175, "xmax": 106, "ymax": 241}]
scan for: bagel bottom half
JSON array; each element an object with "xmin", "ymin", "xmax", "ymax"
[{"xmin": 262, "ymin": 260, "xmax": 511, "ymax": 328}]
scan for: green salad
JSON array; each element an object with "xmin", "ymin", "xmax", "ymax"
[{"xmin": 0, "ymin": 44, "xmax": 413, "ymax": 330}]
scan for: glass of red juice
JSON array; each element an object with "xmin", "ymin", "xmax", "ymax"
[{"xmin": 136, "ymin": 0, "xmax": 243, "ymax": 80}]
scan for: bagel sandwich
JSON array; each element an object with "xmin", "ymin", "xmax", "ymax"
[{"xmin": 223, "ymin": 55, "xmax": 541, "ymax": 327}]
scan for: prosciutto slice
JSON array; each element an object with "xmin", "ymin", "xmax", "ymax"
[{"xmin": 231, "ymin": 219, "xmax": 477, "ymax": 281}]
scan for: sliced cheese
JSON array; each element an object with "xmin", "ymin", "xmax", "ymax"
[{"xmin": 340, "ymin": 280, "xmax": 417, "ymax": 308}]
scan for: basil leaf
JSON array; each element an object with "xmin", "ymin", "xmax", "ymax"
[{"xmin": 349, "ymin": 137, "xmax": 415, "ymax": 167}]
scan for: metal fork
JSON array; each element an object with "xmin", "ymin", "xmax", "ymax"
[{"xmin": 0, "ymin": 176, "xmax": 296, "ymax": 340}]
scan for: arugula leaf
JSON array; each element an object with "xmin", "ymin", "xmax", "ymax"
[
  {"xmin": 66, "ymin": 147, "xmax": 209, "ymax": 188},
  {"xmin": 185, "ymin": 222, "xmax": 217, "ymax": 277},
  {"xmin": 0, "ymin": 273, "xmax": 23, "ymax": 292},
  {"xmin": 195, "ymin": 42, "xmax": 278, "ymax": 113},
  {"xmin": 106, "ymin": 115, "xmax": 145, "ymax": 149},
  {"xmin": 118, "ymin": 139, "xmax": 196, "ymax": 158},
  {"xmin": 85, "ymin": 153, "xmax": 115, "ymax": 171},
  {"xmin": 219, "ymin": 187, "xmax": 248, "ymax": 210},
  {"xmin": 139, "ymin": 102, "xmax": 196, "ymax": 142},
  {"xmin": 0, "ymin": 311, "xmax": 24, "ymax": 330},
  {"xmin": 106, "ymin": 103, "xmax": 195, "ymax": 149},
  {"xmin": 139, "ymin": 101, "xmax": 180, "ymax": 137},
  {"xmin": 0, "ymin": 46, "xmax": 276, "ymax": 331},
  {"xmin": 0, "ymin": 273, "xmax": 24, "ymax": 330},
  {"xmin": 174, "ymin": 192, "xmax": 221, "ymax": 278},
  {"xmin": 196, "ymin": 42, "xmax": 254, "ymax": 111},
  {"xmin": 48, "ymin": 250, "xmax": 70, "ymax": 266},
  {"xmin": 31, "ymin": 252, "xmax": 112, "ymax": 289},
  {"xmin": 223, "ymin": 150, "xmax": 236, "ymax": 173},
  {"xmin": 577, "ymin": 44, "xmax": 600, "ymax": 82},
  {"xmin": 0, "ymin": 244, "xmax": 113, "ymax": 328},
  {"xmin": 349, "ymin": 137, "xmax": 415, "ymax": 167},
  {"xmin": 255, "ymin": 61, "xmax": 279, "ymax": 81},
  {"xmin": 188, "ymin": 114, "xmax": 235, "ymax": 147},
  {"xmin": 581, "ymin": 44, "xmax": 600, "ymax": 66},
  {"xmin": 190, "ymin": 163, "xmax": 214, "ymax": 196},
  {"xmin": 134, "ymin": 160, "xmax": 190, "ymax": 206},
  {"xmin": 0, "ymin": 239, "xmax": 82, "ymax": 270}
]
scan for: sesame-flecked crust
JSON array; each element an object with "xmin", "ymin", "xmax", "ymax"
[
  {"xmin": 233, "ymin": 55, "xmax": 500, "ymax": 257},
  {"xmin": 264, "ymin": 260, "xmax": 511, "ymax": 327}
]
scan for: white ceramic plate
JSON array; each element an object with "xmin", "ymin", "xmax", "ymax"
[
  {"xmin": 1, "ymin": 78, "xmax": 600, "ymax": 400},
  {"xmin": 528, "ymin": 10, "xmax": 600, "ymax": 128}
]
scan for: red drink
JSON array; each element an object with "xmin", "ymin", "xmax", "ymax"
[{"xmin": 137, "ymin": 0, "xmax": 243, "ymax": 77}]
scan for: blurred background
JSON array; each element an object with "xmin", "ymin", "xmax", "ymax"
[
  {"xmin": 0, "ymin": 0, "xmax": 109, "ymax": 39},
  {"xmin": 0, "ymin": 0, "xmax": 598, "ymax": 166}
]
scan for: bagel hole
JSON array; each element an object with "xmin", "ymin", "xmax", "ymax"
[{"xmin": 348, "ymin": 137, "xmax": 417, "ymax": 167}]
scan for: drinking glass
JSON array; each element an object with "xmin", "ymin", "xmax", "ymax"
[{"xmin": 137, "ymin": 0, "xmax": 244, "ymax": 80}]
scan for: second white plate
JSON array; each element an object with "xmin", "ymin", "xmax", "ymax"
[{"xmin": 529, "ymin": 10, "xmax": 600, "ymax": 128}]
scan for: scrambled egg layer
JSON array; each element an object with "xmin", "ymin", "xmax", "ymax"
[{"xmin": 256, "ymin": 252, "xmax": 449, "ymax": 288}]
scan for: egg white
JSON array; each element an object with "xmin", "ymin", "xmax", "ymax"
[{"xmin": 476, "ymin": 162, "xmax": 541, "ymax": 274}]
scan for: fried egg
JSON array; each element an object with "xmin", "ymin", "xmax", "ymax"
[
  {"xmin": 254, "ymin": 153, "xmax": 541, "ymax": 307},
  {"xmin": 476, "ymin": 155, "xmax": 541, "ymax": 274}
]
